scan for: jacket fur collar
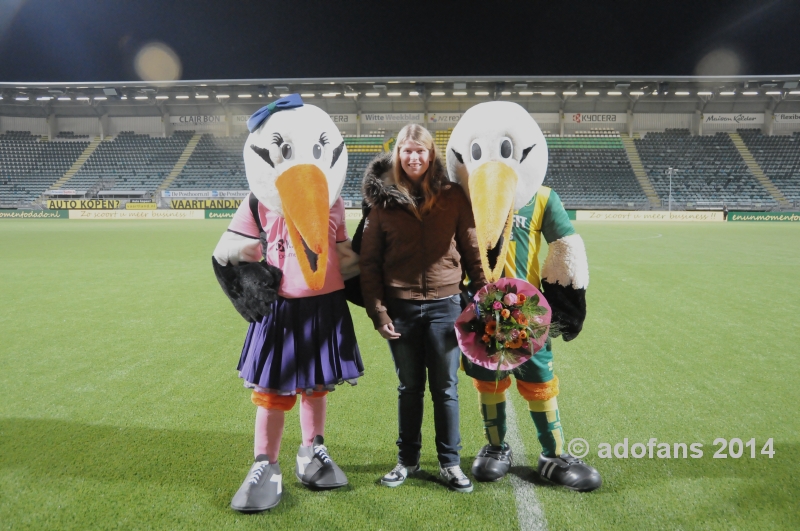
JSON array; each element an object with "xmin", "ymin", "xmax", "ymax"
[{"xmin": 361, "ymin": 152, "xmax": 450, "ymax": 209}]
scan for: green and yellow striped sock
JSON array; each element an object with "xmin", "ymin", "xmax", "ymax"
[
  {"xmin": 528, "ymin": 398, "xmax": 564, "ymax": 457},
  {"xmin": 479, "ymin": 392, "xmax": 507, "ymax": 446}
]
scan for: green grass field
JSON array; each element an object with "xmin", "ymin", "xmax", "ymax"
[{"xmin": 1, "ymin": 219, "xmax": 798, "ymax": 530}]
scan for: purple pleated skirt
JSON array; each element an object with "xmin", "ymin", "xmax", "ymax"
[{"xmin": 237, "ymin": 289, "xmax": 363, "ymax": 395}]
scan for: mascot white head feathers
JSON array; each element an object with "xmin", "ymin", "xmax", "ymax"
[
  {"xmin": 446, "ymin": 101, "xmax": 548, "ymax": 281},
  {"xmin": 242, "ymin": 96, "xmax": 348, "ymax": 289}
]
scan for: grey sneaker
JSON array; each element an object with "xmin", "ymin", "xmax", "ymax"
[
  {"xmin": 380, "ymin": 463, "xmax": 420, "ymax": 487},
  {"xmin": 295, "ymin": 435, "xmax": 348, "ymax": 489},
  {"xmin": 230, "ymin": 455, "xmax": 282, "ymax": 512},
  {"xmin": 439, "ymin": 464, "xmax": 474, "ymax": 493}
]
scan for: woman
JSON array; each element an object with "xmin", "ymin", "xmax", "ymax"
[{"xmin": 360, "ymin": 124, "xmax": 486, "ymax": 492}]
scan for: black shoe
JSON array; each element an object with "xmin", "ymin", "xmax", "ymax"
[
  {"xmin": 537, "ymin": 453, "xmax": 602, "ymax": 492},
  {"xmin": 295, "ymin": 435, "xmax": 348, "ymax": 489},
  {"xmin": 471, "ymin": 443, "xmax": 513, "ymax": 482},
  {"xmin": 231, "ymin": 455, "xmax": 282, "ymax": 512}
]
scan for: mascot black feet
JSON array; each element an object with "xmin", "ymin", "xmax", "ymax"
[
  {"xmin": 537, "ymin": 453, "xmax": 602, "ymax": 492},
  {"xmin": 471, "ymin": 443, "xmax": 513, "ymax": 482}
]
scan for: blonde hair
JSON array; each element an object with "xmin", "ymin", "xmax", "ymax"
[{"xmin": 392, "ymin": 124, "xmax": 442, "ymax": 218}]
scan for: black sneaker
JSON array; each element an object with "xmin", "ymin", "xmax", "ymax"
[
  {"xmin": 472, "ymin": 443, "xmax": 513, "ymax": 482},
  {"xmin": 439, "ymin": 464, "xmax": 474, "ymax": 493},
  {"xmin": 295, "ymin": 435, "xmax": 348, "ymax": 489},
  {"xmin": 230, "ymin": 455, "xmax": 282, "ymax": 512},
  {"xmin": 537, "ymin": 453, "xmax": 602, "ymax": 492},
  {"xmin": 380, "ymin": 463, "xmax": 420, "ymax": 487}
]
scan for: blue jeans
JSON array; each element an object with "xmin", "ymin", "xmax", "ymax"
[{"xmin": 385, "ymin": 295, "xmax": 463, "ymax": 467}]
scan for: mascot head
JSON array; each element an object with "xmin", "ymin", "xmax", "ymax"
[
  {"xmin": 446, "ymin": 101, "xmax": 548, "ymax": 281},
  {"xmin": 243, "ymin": 95, "xmax": 348, "ymax": 289}
]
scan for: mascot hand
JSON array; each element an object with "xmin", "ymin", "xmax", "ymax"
[
  {"xmin": 213, "ymin": 232, "xmax": 262, "ymax": 266},
  {"xmin": 541, "ymin": 280, "xmax": 586, "ymax": 341},
  {"xmin": 212, "ymin": 256, "xmax": 282, "ymax": 322}
]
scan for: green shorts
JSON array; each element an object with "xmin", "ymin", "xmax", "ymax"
[{"xmin": 462, "ymin": 338, "xmax": 554, "ymax": 384}]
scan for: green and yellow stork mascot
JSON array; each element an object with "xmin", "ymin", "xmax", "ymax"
[{"xmin": 446, "ymin": 101, "xmax": 601, "ymax": 491}]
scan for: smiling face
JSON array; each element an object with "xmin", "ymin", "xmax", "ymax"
[{"xmin": 398, "ymin": 139, "xmax": 431, "ymax": 183}]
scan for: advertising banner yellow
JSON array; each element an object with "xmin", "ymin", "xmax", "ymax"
[
  {"xmin": 47, "ymin": 199, "xmax": 120, "ymax": 210},
  {"xmin": 69, "ymin": 210, "xmax": 206, "ymax": 220},
  {"xmin": 125, "ymin": 202, "xmax": 158, "ymax": 210},
  {"xmin": 576, "ymin": 211, "xmax": 724, "ymax": 222},
  {"xmin": 170, "ymin": 199, "xmax": 242, "ymax": 209}
]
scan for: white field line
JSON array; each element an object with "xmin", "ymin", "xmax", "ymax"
[{"xmin": 506, "ymin": 397, "xmax": 548, "ymax": 531}]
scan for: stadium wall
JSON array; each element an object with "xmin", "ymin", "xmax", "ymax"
[{"xmin": 0, "ymin": 116, "xmax": 48, "ymax": 135}]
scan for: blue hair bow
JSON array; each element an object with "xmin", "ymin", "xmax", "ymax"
[{"xmin": 247, "ymin": 94, "xmax": 304, "ymax": 133}]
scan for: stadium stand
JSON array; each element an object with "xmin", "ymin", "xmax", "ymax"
[
  {"xmin": 0, "ymin": 131, "xmax": 89, "ymax": 206},
  {"xmin": 434, "ymin": 129, "xmax": 453, "ymax": 156},
  {"xmin": 341, "ymin": 132, "xmax": 385, "ymax": 205},
  {"xmin": 738, "ymin": 129, "xmax": 800, "ymax": 204},
  {"xmin": 169, "ymin": 133, "xmax": 249, "ymax": 190},
  {"xmin": 61, "ymin": 131, "xmax": 192, "ymax": 193},
  {"xmin": 634, "ymin": 129, "xmax": 778, "ymax": 208},
  {"xmin": 543, "ymin": 130, "xmax": 649, "ymax": 209}
]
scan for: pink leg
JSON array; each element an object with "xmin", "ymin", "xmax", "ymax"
[
  {"xmin": 299, "ymin": 394, "xmax": 327, "ymax": 446},
  {"xmin": 254, "ymin": 406, "xmax": 284, "ymax": 463}
]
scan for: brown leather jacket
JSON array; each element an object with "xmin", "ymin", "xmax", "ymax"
[{"xmin": 359, "ymin": 153, "xmax": 486, "ymax": 328}]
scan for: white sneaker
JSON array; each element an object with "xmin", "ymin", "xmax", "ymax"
[
  {"xmin": 439, "ymin": 464, "xmax": 474, "ymax": 493},
  {"xmin": 381, "ymin": 463, "xmax": 420, "ymax": 487}
]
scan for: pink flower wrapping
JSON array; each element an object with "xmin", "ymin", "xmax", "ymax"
[{"xmin": 455, "ymin": 278, "xmax": 552, "ymax": 371}]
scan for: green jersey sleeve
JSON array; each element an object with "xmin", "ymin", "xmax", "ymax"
[{"xmin": 541, "ymin": 190, "xmax": 575, "ymax": 243}]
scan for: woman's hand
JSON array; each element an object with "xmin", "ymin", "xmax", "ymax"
[{"xmin": 377, "ymin": 323, "xmax": 401, "ymax": 340}]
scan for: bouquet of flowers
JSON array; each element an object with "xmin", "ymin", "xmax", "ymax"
[{"xmin": 455, "ymin": 278, "xmax": 552, "ymax": 372}]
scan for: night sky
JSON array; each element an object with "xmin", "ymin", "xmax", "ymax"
[{"xmin": 1, "ymin": 0, "xmax": 799, "ymax": 82}]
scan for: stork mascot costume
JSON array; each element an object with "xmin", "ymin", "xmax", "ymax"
[
  {"xmin": 212, "ymin": 95, "xmax": 363, "ymax": 512},
  {"xmin": 447, "ymin": 101, "xmax": 601, "ymax": 491}
]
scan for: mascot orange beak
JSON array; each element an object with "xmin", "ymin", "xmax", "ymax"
[
  {"xmin": 468, "ymin": 161, "xmax": 518, "ymax": 282},
  {"xmin": 275, "ymin": 164, "xmax": 330, "ymax": 290}
]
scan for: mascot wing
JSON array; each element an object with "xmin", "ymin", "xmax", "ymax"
[
  {"xmin": 446, "ymin": 101, "xmax": 588, "ymax": 340},
  {"xmin": 212, "ymin": 99, "xmax": 349, "ymax": 321}
]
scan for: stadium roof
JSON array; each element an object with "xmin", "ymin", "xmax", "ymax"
[{"xmin": 2, "ymin": 75, "xmax": 799, "ymax": 117}]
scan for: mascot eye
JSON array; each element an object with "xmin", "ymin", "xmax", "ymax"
[
  {"xmin": 500, "ymin": 138, "xmax": 513, "ymax": 158},
  {"xmin": 312, "ymin": 143, "xmax": 323, "ymax": 160},
  {"xmin": 471, "ymin": 142, "xmax": 482, "ymax": 161},
  {"xmin": 281, "ymin": 143, "xmax": 294, "ymax": 160}
]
